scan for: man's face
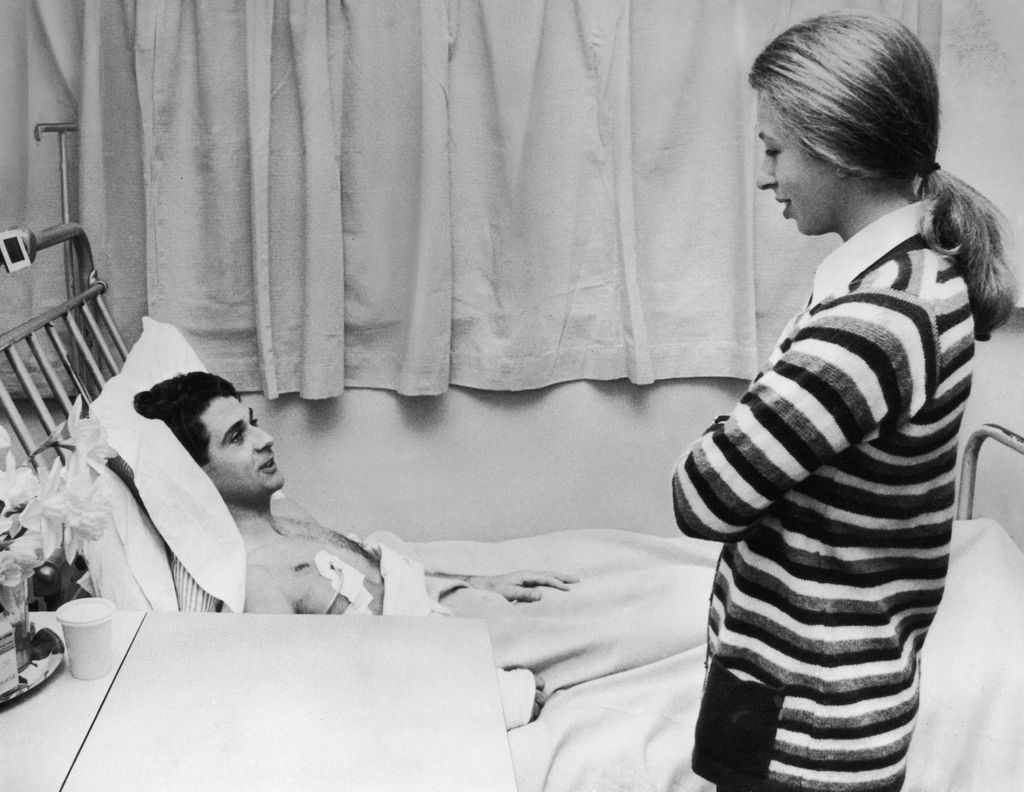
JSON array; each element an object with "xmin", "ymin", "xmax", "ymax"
[{"xmin": 199, "ymin": 396, "xmax": 285, "ymax": 507}]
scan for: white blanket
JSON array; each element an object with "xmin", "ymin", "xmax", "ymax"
[{"xmin": 380, "ymin": 519, "xmax": 1024, "ymax": 792}]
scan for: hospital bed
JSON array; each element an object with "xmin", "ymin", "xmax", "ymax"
[{"xmin": 2, "ymin": 224, "xmax": 1023, "ymax": 791}]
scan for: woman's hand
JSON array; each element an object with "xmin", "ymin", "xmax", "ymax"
[{"xmin": 470, "ymin": 570, "xmax": 579, "ymax": 602}]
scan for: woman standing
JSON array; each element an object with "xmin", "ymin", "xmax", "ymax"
[{"xmin": 673, "ymin": 10, "xmax": 1017, "ymax": 792}]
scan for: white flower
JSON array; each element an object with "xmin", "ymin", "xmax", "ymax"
[
  {"xmin": 65, "ymin": 397, "xmax": 115, "ymax": 468},
  {"xmin": 0, "ymin": 550, "xmax": 24, "ymax": 586},
  {"xmin": 0, "ymin": 450, "xmax": 39, "ymax": 513},
  {"xmin": 5, "ymin": 531, "xmax": 46, "ymax": 570},
  {"xmin": 0, "ymin": 401, "xmax": 115, "ymax": 588},
  {"xmin": 61, "ymin": 473, "xmax": 113, "ymax": 560},
  {"xmin": 16, "ymin": 458, "xmax": 66, "ymax": 560}
]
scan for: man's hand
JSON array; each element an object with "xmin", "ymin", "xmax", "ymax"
[
  {"xmin": 471, "ymin": 570, "xmax": 579, "ymax": 602},
  {"xmin": 531, "ymin": 675, "xmax": 546, "ymax": 721}
]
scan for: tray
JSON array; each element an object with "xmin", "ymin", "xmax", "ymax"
[{"xmin": 0, "ymin": 626, "xmax": 65, "ymax": 706}]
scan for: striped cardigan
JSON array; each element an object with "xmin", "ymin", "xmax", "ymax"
[{"xmin": 673, "ymin": 236, "xmax": 974, "ymax": 792}]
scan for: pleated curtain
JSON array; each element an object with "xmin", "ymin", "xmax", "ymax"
[{"xmin": 5, "ymin": 0, "xmax": 1020, "ymax": 400}]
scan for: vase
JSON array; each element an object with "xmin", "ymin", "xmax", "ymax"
[{"xmin": 0, "ymin": 573, "xmax": 33, "ymax": 671}]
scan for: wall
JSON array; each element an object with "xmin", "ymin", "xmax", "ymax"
[
  {"xmin": 252, "ymin": 310, "xmax": 1024, "ymax": 549},
  {"xmin": 253, "ymin": 377, "xmax": 744, "ymax": 543}
]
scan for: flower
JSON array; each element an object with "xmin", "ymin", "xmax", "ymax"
[
  {"xmin": 0, "ymin": 552, "xmax": 24, "ymax": 586},
  {"xmin": 0, "ymin": 398, "xmax": 115, "ymax": 587},
  {"xmin": 16, "ymin": 459, "xmax": 68, "ymax": 561}
]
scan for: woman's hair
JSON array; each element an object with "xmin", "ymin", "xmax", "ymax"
[
  {"xmin": 749, "ymin": 10, "xmax": 1017, "ymax": 339},
  {"xmin": 134, "ymin": 371, "xmax": 239, "ymax": 465}
]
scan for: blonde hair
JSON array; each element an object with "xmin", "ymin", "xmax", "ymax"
[{"xmin": 749, "ymin": 10, "xmax": 1017, "ymax": 339}]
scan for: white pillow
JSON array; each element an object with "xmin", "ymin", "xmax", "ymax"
[
  {"xmin": 89, "ymin": 317, "xmax": 247, "ymax": 613},
  {"xmin": 80, "ymin": 465, "xmax": 174, "ymax": 611}
]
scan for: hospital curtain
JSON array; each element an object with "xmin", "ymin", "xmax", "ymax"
[
  {"xmin": 129, "ymin": 0, "xmax": 954, "ymax": 398},
  {"xmin": 0, "ymin": 0, "xmax": 146, "ymax": 349},
  {"xmin": 133, "ymin": 0, "xmax": 449, "ymax": 398},
  {"xmin": 132, "ymin": 0, "xmax": 812, "ymax": 397},
  {"xmin": 11, "ymin": 1, "xmax": 1021, "ymax": 399}
]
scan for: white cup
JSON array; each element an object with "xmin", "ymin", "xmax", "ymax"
[{"xmin": 55, "ymin": 598, "xmax": 116, "ymax": 680}]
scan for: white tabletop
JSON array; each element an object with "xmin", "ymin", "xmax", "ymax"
[
  {"xmin": 0, "ymin": 610, "xmax": 145, "ymax": 792},
  {"xmin": 64, "ymin": 613, "xmax": 517, "ymax": 792}
]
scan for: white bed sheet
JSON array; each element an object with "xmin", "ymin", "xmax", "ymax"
[
  {"xmin": 906, "ymin": 517, "xmax": 1024, "ymax": 790},
  {"xmin": 388, "ymin": 518, "xmax": 1024, "ymax": 792}
]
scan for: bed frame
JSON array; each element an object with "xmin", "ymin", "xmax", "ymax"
[
  {"xmin": 957, "ymin": 422, "xmax": 1024, "ymax": 519},
  {"xmin": 0, "ymin": 223, "xmax": 127, "ymax": 464},
  {"xmin": 0, "ymin": 223, "xmax": 128, "ymax": 607}
]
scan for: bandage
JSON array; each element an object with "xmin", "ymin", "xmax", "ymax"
[{"xmin": 314, "ymin": 550, "xmax": 374, "ymax": 614}]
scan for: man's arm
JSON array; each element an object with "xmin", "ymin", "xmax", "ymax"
[
  {"xmin": 429, "ymin": 570, "xmax": 579, "ymax": 602},
  {"xmin": 270, "ymin": 495, "xmax": 580, "ymax": 602}
]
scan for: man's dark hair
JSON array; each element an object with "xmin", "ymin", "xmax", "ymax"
[{"xmin": 133, "ymin": 371, "xmax": 239, "ymax": 465}]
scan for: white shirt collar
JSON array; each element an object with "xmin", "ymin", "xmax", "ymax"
[{"xmin": 810, "ymin": 202, "xmax": 924, "ymax": 306}]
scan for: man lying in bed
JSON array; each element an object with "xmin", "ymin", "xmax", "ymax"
[{"xmin": 133, "ymin": 371, "xmax": 577, "ymax": 727}]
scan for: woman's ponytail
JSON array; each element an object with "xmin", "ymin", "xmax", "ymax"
[{"xmin": 920, "ymin": 170, "xmax": 1018, "ymax": 340}]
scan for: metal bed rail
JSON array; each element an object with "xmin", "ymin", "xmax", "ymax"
[
  {"xmin": 0, "ymin": 224, "xmax": 128, "ymax": 465},
  {"xmin": 956, "ymin": 423, "xmax": 1024, "ymax": 520}
]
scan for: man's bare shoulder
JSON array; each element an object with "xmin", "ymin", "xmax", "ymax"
[
  {"xmin": 270, "ymin": 495, "xmax": 317, "ymax": 522},
  {"xmin": 270, "ymin": 497, "xmax": 337, "ymax": 541}
]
